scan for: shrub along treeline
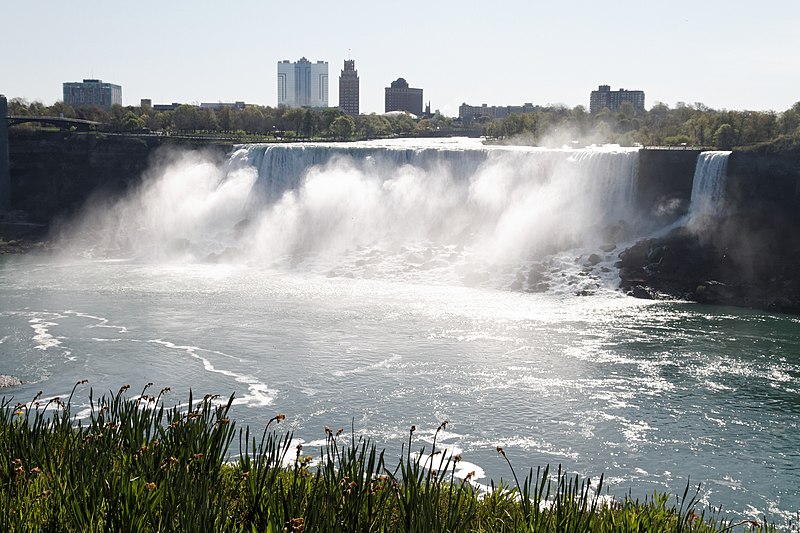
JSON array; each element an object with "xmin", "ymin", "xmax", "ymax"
[
  {"xmin": 0, "ymin": 384, "xmax": 778, "ymax": 532},
  {"xmin": 8, "ymin": 97, "xmax": 800, "ymax": 151}
]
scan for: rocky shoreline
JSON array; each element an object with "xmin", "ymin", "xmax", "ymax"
[{"xmin": 618, "ymin": 217, "xmax": 800, "ymax": 314}]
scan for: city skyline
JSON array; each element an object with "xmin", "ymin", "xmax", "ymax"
[{"xmin": 2, "ymin": 0, "xmax": 799, "ymax": 116}]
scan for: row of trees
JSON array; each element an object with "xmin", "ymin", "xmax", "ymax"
[
  {"xmin": 7, "ymin": 96, "xmax": 800, "ymax": 150},
  {"xmin": 483, "ymin": 101, "xmax": 800, "ymax": 150},
  {"xmin": 6, "ymin": 98, "xmax": 453, "ymax": 141}
]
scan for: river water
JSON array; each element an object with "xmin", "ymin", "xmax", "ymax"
[{"xmin": 0, "ymin": 139, "xmax": 797, "ymax": 524}]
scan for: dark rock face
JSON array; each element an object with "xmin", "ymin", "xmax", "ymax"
[
  {"xmin": 621, "ymin": 150, "xmax": 800, "ymax": 314},
  {"xmin": 619, "ymin": 219, "xmax": 800, "ymax": 314},
  {"xmin": 8, "ymin": 130, "xmax": 232, "ymax": 223},
  {"xmin": 636, "ymin": 149, "xmax": 699, "ymax": 222}
]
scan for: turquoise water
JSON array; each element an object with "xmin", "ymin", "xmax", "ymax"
[
  {"xmin": 0, "ymin": 140, "xmax": 798, "ymax": 525},
  {"xmin": 0, "ymin": 258, "xmax": 797, "ymax": 524}
]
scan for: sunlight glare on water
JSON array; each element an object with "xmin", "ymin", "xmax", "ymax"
[{"xmin": 0, "ymin": 139, "xmax": 798, "ymax": 526}]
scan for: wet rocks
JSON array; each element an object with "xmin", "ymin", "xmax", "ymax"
[
  {"xmin": 585, "ymin": 253, "xmax": 602, "ymax": 266},
  {"xmin": 526, "ymin": 263, "xmax": 549, "ymax": 292},
  {"xmin": 0, "ymin": 375, "xmax": 22, "ymax": 388},
  {"xmin": 619, "ymin": 221, "xmax": 800, "ymax": 313}
]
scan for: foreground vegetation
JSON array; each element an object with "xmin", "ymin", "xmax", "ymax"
[{"xmin": 0, "ymin": 384, "xmax": 781, "ymax": 532}]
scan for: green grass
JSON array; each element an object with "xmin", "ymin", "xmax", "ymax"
[{"xmin": 0, "ymin": 383, "xmax": 782, "ymax": 532}]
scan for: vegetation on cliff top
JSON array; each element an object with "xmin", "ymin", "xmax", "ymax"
[
  {"xmin": 0, "ymin": 383, "xmax": 781, "ymax": 532},
  {"xmin": 7, "ymin": 97, "xmax": 800, "ymax": 150}
]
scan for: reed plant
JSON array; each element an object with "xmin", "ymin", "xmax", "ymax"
[{"xmin": 0, "ymin": 383, "xmax": 781, "ymax": 532}]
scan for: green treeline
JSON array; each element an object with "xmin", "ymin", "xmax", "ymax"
[
  {"xmin": 7, "ymin": 97, "xmax": 800, "ymax": 151},
  {"xmin": 0, "ymin": 386, "xmax": 778, "ymax": 532},
  {"xmin": 5, "ymin": 99, "xmax": 451, "ymax": 142},
  {"xmin": 482, "ymin": 101, "xmax": 800, "ymax": 151}
]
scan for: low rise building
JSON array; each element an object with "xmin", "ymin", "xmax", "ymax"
[
  {"xmin": 200, "ymin": 101, "xmax": 246, "ymax": 110},
  {"xmin": 458, "ymin": 102, "xmax": 538, "ymax": 123}
]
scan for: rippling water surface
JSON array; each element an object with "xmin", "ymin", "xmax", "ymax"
[
  {"xmin": 0, "ymin": 139, "xmax": 798, "ymax": 525},
  {"xmin": 1, "ymin": 259, "xmax": 797, "ymax": 524}
]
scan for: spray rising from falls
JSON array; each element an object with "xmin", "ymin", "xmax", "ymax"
[
  {"xmin": 61, "ymin": 140, "xmax": 647, "ymax": 292},
  {"xmin": 686, "ymin": 151, "xmax": 732, "ymax": 230}
]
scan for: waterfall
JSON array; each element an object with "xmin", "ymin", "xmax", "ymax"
[
  {"xmin": 59, "ymin": 140, "xmax": 644, "ymax": 290},
  {"xmin": 687, "ymin": 151, "xmax": 731, "ymax": 228}
]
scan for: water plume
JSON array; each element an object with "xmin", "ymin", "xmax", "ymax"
[{"xmin": 55, "ymin": 140, "xmax": 644, "ymax": 289}]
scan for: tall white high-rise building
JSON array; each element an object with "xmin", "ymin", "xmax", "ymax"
[{"xmin": 277, "ymin": 57, "xmax": 329, "ymax": 108}]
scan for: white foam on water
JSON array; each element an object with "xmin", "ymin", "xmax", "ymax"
[
  {"xmin": 412, "ymin": 445, "xmax": 487, "ymax": 482},
  {"xmin": 64, "ymin": 310, "xmax": 129, "ymax": 333},
  {"xmin": 28, "ymin": 315, "xmax": 63, "ymax": 351},
  {"xmin": 149, "ymin": 339, "xmax": 275, "ymax": 407}
]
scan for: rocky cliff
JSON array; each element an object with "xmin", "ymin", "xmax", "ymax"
[
  {"xmin": 620, "ymin": 151, "xmax": 800, "ymax": 313},
  {"xmin": 7, "ymin": 131, "xmax": 232, "ymax": 223}
]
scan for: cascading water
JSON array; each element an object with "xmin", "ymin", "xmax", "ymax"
[
  {"xmin": 4, "ymin": 139, "xmax": 799, "ymax": 526},
  {"xmin": 686, "ymin": 151, "xmax": 732, "ymax": 228},
  {"xmin": 60, "ymin": 139, "xmax": 643, "ymax": 293}
]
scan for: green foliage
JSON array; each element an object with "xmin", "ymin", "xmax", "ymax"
[
  {"xmin": 7, "ymin": 96, "xmax": 800, "ymax": 150},
  {"xmin": 714, "ymin": 123, "xmax": 736, "ymax": 150},
  {"xmin": 0, "ymin": 386, "xmax": 781, "ymax": 532},
  {"xmin": 664, "ymin": 134, "xmax": 692, "ymax": 146},
  {"xmin": 358, "ymin": 113, "xmax": 392, "ymax": 139},
  {"xmin": 480, "ymin": 101, "xmax": 798, "ymax": 151},
  {"xmin": 330, "ymin": 115, "xmax": 356, "ymax": 140}
]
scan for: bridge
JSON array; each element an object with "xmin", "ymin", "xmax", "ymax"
[{"xmin": 6, "ymin": 115, "xmax": 103, "ymax": 132}]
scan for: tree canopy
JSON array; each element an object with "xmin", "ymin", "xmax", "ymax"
[{"xmin": 6, "ymin": 96, "xmax": 800, "ymax": 151}]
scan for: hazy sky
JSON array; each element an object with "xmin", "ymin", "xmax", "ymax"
[{"xmin": 3, "ymin": 0, "xmax": 798, "ymax": 116}]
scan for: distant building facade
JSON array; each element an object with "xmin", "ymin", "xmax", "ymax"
[
  {"xmin": 63, "ymin": 79, "xmax": 122, "ymax": 108},
  {"xmin": 385, "ymin": 78, "xmax": 423, "ymax": 116},
  {"xmin": 338, "ymin": 60, "xmax": 359, "ymax": 116},
  {"xmin": 277, "ymin": 58, "xmax": 329, "ymax": 108},
  {"xmin": 589, "ymin": 85, "xmax": 645, "ymax": 114},
  {"xmin": 459, "ymin": 102, "xmax": 538, "ymax": 122},
  {"xmin": 152, "ymin": 102, "xmax": 183, "ymax": 112},
  {"xmin": 200, "ymin": 101, "xmax": 246, "ymax": 110}
]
